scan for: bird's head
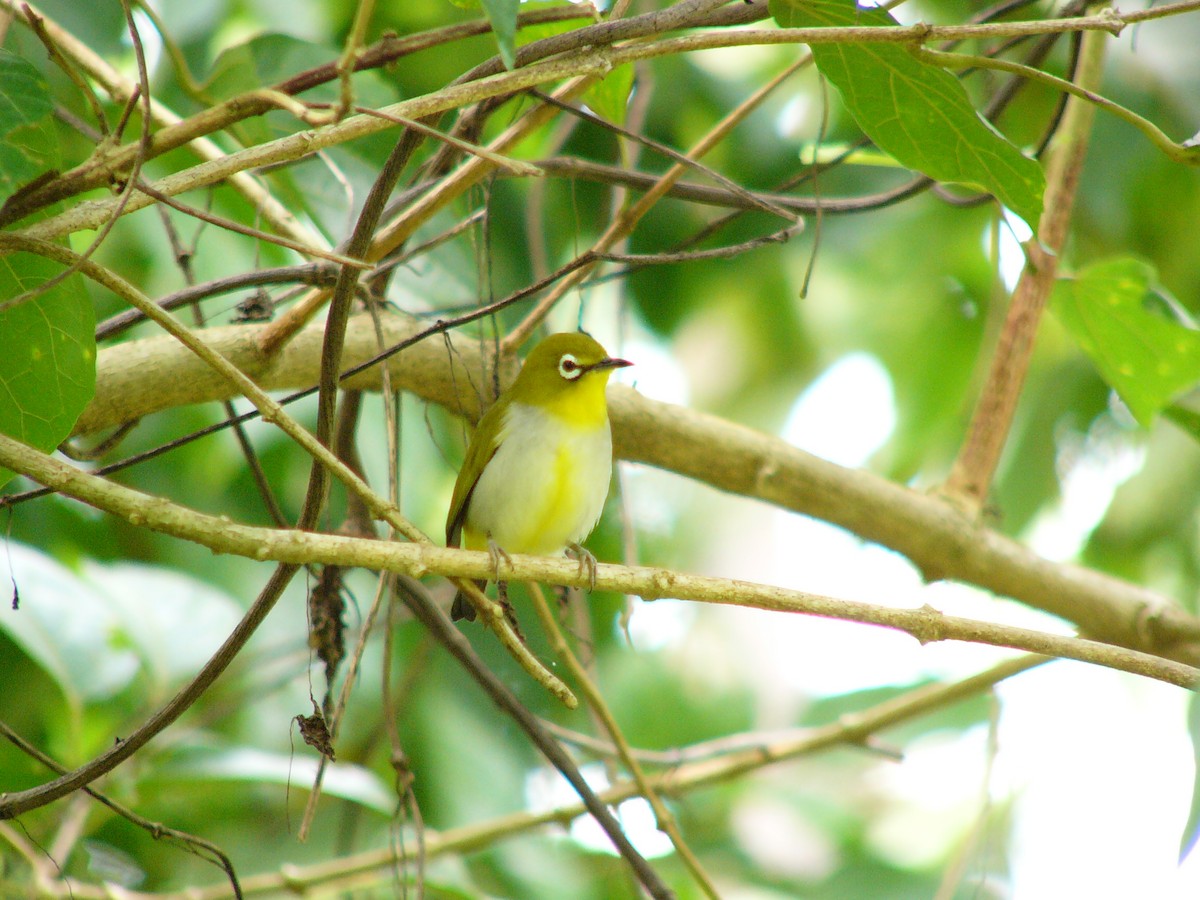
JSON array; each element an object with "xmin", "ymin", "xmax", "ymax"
[{"xmin": 510, "ymin": 332, "xmax": 632, "ymax": 414}]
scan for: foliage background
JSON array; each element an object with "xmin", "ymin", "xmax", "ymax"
[{"xmin": 2, "ymin": 0, "xmax": 1200, "ymax": 897}]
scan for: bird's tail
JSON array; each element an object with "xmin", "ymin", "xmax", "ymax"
[{"xmin": 451, "ymin": 580, "xmax": 487, "ymax": 622}]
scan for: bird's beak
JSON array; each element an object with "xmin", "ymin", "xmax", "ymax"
[{"xmin": 585, "ymin": 356, "xmax": 633, "ymax": 374}]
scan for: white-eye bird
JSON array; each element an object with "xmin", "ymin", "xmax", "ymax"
[{"xmin": 446, "ymin": 332, "xmax": 632, "ymax": 622}]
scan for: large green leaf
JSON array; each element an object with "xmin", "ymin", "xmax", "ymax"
[
  {"xmin": 0, "ymin": 51, "xmax": 95, "ymax": 487},
  {"xmin": 0, "ymin": 544, "xmax": 246, "ymax": 708},
  {"xmin": 1052, "ymin": 258, "xmax": 1200, "ymax": 426},
  {"xmin": 81, "ymin": 560, "xmax": 242, "ymax": 701},
  {"xmin": 770, "ymin": 0, "xmax": 1044, "ymax": 229}
]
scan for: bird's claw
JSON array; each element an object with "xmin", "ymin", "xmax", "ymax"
[{"xmin": 566, "ymin": 542, "xmax": 597, "ymax": 592}]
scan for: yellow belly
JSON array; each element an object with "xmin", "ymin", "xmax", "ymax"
[{"xmin": 463, "ymin": 402, "xmax": 612, "ymax": 556}]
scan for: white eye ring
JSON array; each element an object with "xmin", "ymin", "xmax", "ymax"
[{"xmin": 558, "ymin": 354, "xmax": 583, "ymax": 380}]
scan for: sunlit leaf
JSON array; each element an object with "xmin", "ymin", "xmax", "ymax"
[
  {"xmin": 770, "ymin": 0, "xmax": 1044, "ymax": 229},
  {"xmin": 1052, "ymin": 257, "xmax": 1200, "ymax": 425},
  {"xmin": 81, "ymin": 560, "xmax": 242, "ymax": 700},
  {"xmin": 150, "ymin": 748, "xmax": 395, "ymax": 814},
  {"xmin": 0, "ymin": 544, "xmax": 140, "ymax": 709},
  {"xmin": 1182, "ymin": 694, "xmax": 1200, "ymax": 861}
]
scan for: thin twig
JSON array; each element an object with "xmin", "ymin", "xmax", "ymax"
[
  {"xmin": 503, "ymin": 55, "xmax": 809, "ymax": 351},
  {"xmin": 94, "ymin": 262, "xmax": 341, "ymax": 341},
  {"xmin": 0, "ymin": 721, "xmax": 245, "ymax": 897},
  {"xmin": 527, "ymin": 583, "xmax": 722, "ymax": 899},
  {"xmin": 390, "ymin": 577, "xmax": 675, "ymax": 899}
]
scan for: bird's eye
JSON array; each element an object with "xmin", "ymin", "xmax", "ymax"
[{"xmin": 558, "ymin": 354, "xmax": 583, "ymax": 380}]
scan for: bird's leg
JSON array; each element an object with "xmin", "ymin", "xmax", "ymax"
[
  {"xmin": 566, "ymin": 542, "xmax": 598, "ymax": 592},
  {"xmin": 486, "ymin": 539, "xmax": 524, "ymax": 640},
  {"xmin": 496, "ymin": 580, "xmax": 525, "ymax": 642},
  {"xmin": 487, "ymin": 537, "xmax": 512, "ymax": 582}
]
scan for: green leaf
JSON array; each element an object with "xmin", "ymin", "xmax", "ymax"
[
  {"xmin": 0, "ymin": 50, "xmax": 57, "ymax": 196},
  {"xmin": 0, "ymin": 254, "xmax": 96, "ymax": 480},
  {"xmin": 1051, "ymin": 258, "xmax": 1200, "ymax": 426},
  {"xmin": 0, "ymin": 543, "xmax": 140, "ymax": 710},
  {"xmin": 150, "ymin": 748, "xmax": 395, "ymax": 814},
  {"xmin": 584, "ymin": 64, "xmax": 634, "ymax": 125},
  {"xmin": 0, "ymin": 52, "xmax": 95, "ymax": 487},
  {"xmin": 515, "ymin": 1, "xmax": 599, "ymax": 46},
  {"xmin": 80, "ymin": 560, "xmax": 242, "ymax": 701},
  {"xmin": 770, "ymin": 0, "xmax": 1044, "ymax": 229},
  {"xmin": 207, "ymin": 33, "xmax": 349, "ymax": 100},
  {"xmin": 480, "ymin": 0, "xmax": 520, "ymax": 69},
  {"xmin": 1164, "ymin": 404, "xmax": 1200, "ymax": 443}
]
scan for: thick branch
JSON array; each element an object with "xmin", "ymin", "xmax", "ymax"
[{"xmin": 66, "ymin": 315, "xmax": 1200, "ymax": 660}]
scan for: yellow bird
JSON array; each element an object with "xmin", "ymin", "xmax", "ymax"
[{"xmin": 446, "ymin": 332, "xmax": 632, "ymax": 621}]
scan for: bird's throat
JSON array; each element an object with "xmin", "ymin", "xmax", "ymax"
[{"xmin": 539, "ymin": 372, "xmax": 611, "ymax": 429}]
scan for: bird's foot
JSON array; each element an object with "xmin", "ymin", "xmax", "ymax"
[
  {"xmin": 566, "ymin": 543, "xmax": 597, "ymax": 592},
  {"xmin": 487, "ymin": 538, "xmax": 513, "ymax": 582}
]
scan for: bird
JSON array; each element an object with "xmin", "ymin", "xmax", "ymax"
[{"xmin": 445, "ymin": 332, "xmax": 632, "ymax": 622}]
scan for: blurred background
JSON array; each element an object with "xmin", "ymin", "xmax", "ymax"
[{"xmin": 3, "ymin": 0, "xmax": 1200, "ymax": 896}]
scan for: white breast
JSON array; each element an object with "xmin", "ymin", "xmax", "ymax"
[{"xmin": 465, "ymin": 402, "xmax": 613, "ymax": 556}]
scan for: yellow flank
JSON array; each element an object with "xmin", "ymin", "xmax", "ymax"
[
  {"xmin": 462, "ymin": 525, "xmax": 487, "ymax": 552},
  {"xmin": 523, "ymin": 445, "xmax": 578, "ymax": 553}
]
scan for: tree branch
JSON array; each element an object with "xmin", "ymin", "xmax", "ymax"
[
  {"xmin": 945, "ymin": 26, "xmax": 1105, "ymax": 507},
  {"xmin": 1, "ymin": 433, "xmax": 1196, "ymax": 693},
  {"xmin": 12, "ymin": 5, "xmax": 1193, "ymax": 244},
  {"xmin": 52, "ymin": 313, "xmax": 1200, "ymax": 659},
  {"xmin": 24, "ymin": 654, "xmax": 1048, "ymax": 898}
]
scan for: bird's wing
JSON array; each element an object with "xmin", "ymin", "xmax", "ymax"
[{"xmin": 445, "ymin": 401, "xmax": 505, "ymax": 547}]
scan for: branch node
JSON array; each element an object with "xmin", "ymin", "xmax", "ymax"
[
  {"xmin": 911, "ymin": 604, "xmax": 946, "ymax": 645},
  {"xmin": 754, "ymin": 458, "xmax": 780, "ymax": 495},
  {"xmin": 1096, "ymin": 7, "xmax": 1126, "ymax": 36},
  {"xmin": 640, "ymin": 568, "xmax": 677, "ymax": 602}
]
